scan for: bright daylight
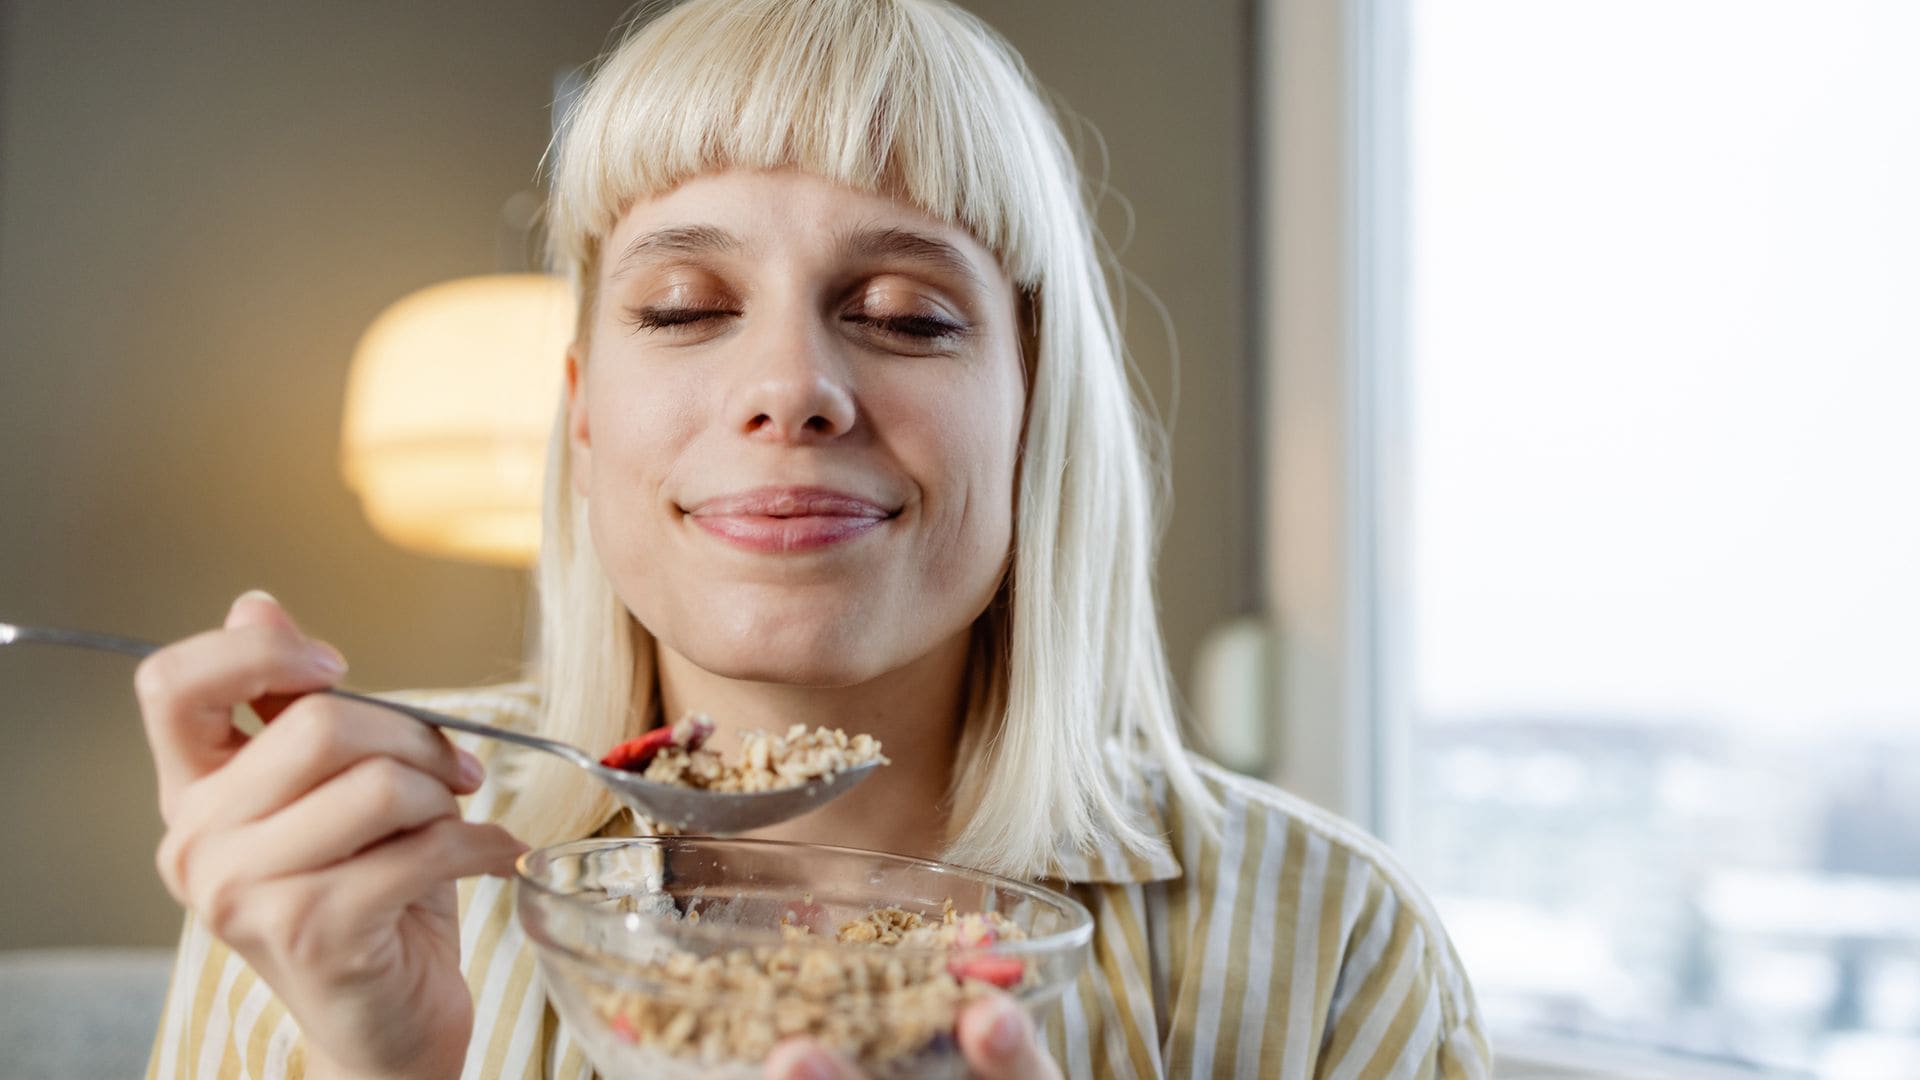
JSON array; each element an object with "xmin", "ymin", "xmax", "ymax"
[{"xmin": 1404, "ymin": 2, "xmax": 1920, "ymax": 1077}]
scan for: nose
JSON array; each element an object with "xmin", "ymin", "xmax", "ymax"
[{"xmin": 729, "ymin": 317, "xmax": 857, "ymax": 442}]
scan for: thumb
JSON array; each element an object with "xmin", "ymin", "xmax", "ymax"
[
  {"xmin": 763, "ymin": 1040, "xmax": 862, "ymax": 1080},
  {"xmin": 225, "ymin": 588, "xmax": 301, "ymax": 633},
  {"xmin": 958, "ymin": 996, "xmax": 1060, "ymax": 1080},
  {"xmin": 224, "ymin": 589, "xmax": 342, "ymax": 722}
]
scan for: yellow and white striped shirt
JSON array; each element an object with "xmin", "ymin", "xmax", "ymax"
[{"xmin": 148, "ymin": 684, "xmax": 1489, "ymax": 1079}]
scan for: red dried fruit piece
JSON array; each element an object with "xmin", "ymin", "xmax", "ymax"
[
  {"xmin": 601, "ymin": 727, "xmax": 676, "ymax": 771},
  {"xmin": 607, "ymin": 1011, "xmax": 639, "ymax": 1043},
  {"xmin": 600, "ymin": 715, "xmax": 717, "ymax": 771},
  {"xmin": 946, "ymin": 955, "xmax": 1025, "ymax": 989},
  {"xmin": 678, "ymin": 715, "xmax": 715, "ymax": 752}
]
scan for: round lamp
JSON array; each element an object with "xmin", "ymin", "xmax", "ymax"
[{"xmin": 341, "ymin": 273, "xmax": 575, "ymax": 567}]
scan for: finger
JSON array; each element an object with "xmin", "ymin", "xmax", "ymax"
[
  {"xmin": 182, "ymin": 694, "xmax": 481, "ymax": 829},
  {"xmin": 134, "ymin": 602, "xmax": 347, "ymax": 800},
  {"xmin": 224, "ymin": 590, "xmax": 344, "ymax": 724},
  {"xmin": 320, "ymin": 818, "xmax": 528, "ymax": 920},
  {"xmin": 192, "ymin": 758, "xmax": 460, "ymax": 885},
  {"xmin": 957, "ymin": 996, "xmax": 1060, "ymax": 1080},
  {"xmin": 188, "ymin": 819, "xmax": 522, "ymax": 964},
  {"xmin": 764, "ymin": 1039, "xmax": 863, "ymax": 1080},
  {"xmin": 224, "ymin": 589, "xmax": 299, "ymax": 631}
]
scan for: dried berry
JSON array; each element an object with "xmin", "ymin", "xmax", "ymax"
[
  {"xmin": 601, "ymin": 727, "xmax": 676, "ymax": 771},
  {"xmin": 601, "ymin": 714, "xmax": 718, "ymax": 771},
  {"xmin": 945, "ymin": 955, "xmax": 1025, "ymax": 989}
]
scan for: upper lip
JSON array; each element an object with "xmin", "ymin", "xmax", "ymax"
[{"xmin": 683, "ymin": 485, "xmax": 896, "ymax": 518}]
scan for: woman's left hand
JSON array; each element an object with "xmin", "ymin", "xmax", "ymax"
[{"xmin": 763, "ymin": 995, "xmax": 1061, "ymax": 1080}]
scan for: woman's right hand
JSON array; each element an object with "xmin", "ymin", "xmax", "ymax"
[{"xmin": 135, "ymin": 591, "xmax": 526, "ymax": 1080}]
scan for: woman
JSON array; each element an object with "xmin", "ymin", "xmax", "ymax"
[{"xmin": 142, "ymin": 1, "xmax": 1488, "ymax": 1077}]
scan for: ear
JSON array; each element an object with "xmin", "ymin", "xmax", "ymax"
[{"xmin": 565, "ymin": 344, "xmax": 592, "ymax": 498}]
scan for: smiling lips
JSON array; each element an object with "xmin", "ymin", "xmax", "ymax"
[{"xmin": 684, "ymin": 486, "xmax": 894, "ymax": 552}]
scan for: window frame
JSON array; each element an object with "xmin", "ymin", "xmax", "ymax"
[
  {"xmin": 1253, "ymin": 3, "xmax": 1809, "ymax": 1076},
  {"xmin": 1256, "ymin": 0, "xmax": 1403, "ymax": 845}
]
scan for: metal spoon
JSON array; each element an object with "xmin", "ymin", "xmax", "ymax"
[{"xmin": 0, "ymin": 621, "xmax": 879, "ymax": 834}]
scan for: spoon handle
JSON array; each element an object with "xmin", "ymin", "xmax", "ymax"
[
  {"xmin": 0, "ymin": 623, "xmax": 158, "ymax": 658},
  {"xmin": 324, "ymin": 687, "xmax": 600, "ymax": 770},
  {"xmin": 0, "ymin": 621, "xmax": 600, "ymax": 771}
]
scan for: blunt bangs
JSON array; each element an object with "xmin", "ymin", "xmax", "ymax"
[{"xmin": 547, "ymin": 0, "xmax": 1052, "ymax": 301}]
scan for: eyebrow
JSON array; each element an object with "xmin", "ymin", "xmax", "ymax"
[
  {"xmin": 607, "ymin": 221, "xmax": 986, "ymax": 292},
  {"xmin": 608, "ymin": 225, "xmax": 743, "ymax": 279},
  {"xmin": 836, "ymin": 225, "xmax": 986, "ymax": 292}
]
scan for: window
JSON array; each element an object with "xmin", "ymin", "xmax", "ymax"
[{"xmin": 1259, "ymin": 2, "xmax": 1920, "ymax": 1075}]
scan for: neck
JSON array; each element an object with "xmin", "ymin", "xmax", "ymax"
[{"xmin": 651, "ymin": 632, "xmax": 970, "ymax": 861}]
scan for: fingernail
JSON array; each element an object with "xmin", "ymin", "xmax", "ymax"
[
  {"xmin": 228, "ymin": 590, "xmax": 278, "ymax": 625},
  {"xmin": 456, "ymin": 748, "xmax": 486, "ymax": 787},
  {"xmin": 986, "ymin": 1005, "xmax": 1023, "ymax": 1058},
  {"xmin": 307, "ymin": 642, "xmax": 348, "ymax": 678},
  {"xmin": 783, "ymin": 1049, "xmax": 836, "ymax": 1080}
]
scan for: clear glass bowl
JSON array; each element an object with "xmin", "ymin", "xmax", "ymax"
[{"xmin": 516, "ymin": 837, "xmax": 1095, "ymax": 1079}]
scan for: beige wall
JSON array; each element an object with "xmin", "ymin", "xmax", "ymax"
[
  {"xmin": 964, "ymin": 0, "xmax": 1258, "ymax": 710},
  {"xmin": 0, "ymin": 0, "xmax": 1252, "ymax": 948}
]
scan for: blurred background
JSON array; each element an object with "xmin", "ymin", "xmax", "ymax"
[
  {"xmin": 5, "ymin": 1, "xmax": 1920, "ymax": 1079},
  {"xmin": 0, "ymin": 0, "xmax": 1251, "ymax": 948}
]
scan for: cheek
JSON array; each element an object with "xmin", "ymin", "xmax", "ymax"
[
  {"xmin": 884, "ymin": 366, "xmax": 1023, "ymax": 581},
  {"xmin": 584, "ymin": 358, "xmax": 705, "ymax": 473},
  {"xmin": 580, "ymin": 364, "xmax": 701, "ymax": 551}
]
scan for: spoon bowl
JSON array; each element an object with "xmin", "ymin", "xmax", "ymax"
[
  {"xmin": 0, "ymin": 620, "xmax": 880, "ymax": 835},
  {"xmin": 589, "ymin": 758, "xmax": 880, "ymax": 833}
]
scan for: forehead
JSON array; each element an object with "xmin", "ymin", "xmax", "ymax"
[{"xmin": 601, "ymin": 169, "xmax": 1010, "ymax": 287}]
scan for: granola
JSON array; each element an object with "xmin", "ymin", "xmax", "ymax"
[
  {"xmin": 583, "ymin": 900, "xmax": 1028, "ymax": 1072},
  {"xmin": 603, "ymin": 715, "xmax": 888, "ymax": 793}
]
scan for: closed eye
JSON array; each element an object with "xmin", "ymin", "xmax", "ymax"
[
  {"xmin": 622, "ymin": 306, "xmax": 967, "ymax": 342},
  {"xmin": 623, "ymin": 306, "xmax": 737, "ymax": 332},
  {"xmin": 844, "ymin": 313, "xmax": 967, "ymax": 341}
]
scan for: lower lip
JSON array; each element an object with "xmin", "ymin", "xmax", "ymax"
[{"xmin": 689, "ymin": 513, "xmax": 887, "ymax": 552}]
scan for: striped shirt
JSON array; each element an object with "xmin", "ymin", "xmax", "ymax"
[{"xmin": 148, "ymin": 683, "xmax": 1490, "ymax": 1079}]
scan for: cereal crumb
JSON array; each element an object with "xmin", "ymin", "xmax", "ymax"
[
  {"xmin": 586, "ymin": 902, "xmax": 1027, "ymax": 1067},
  {"xmin": 638, "ymin": 720, "xmax": 889, "ymax": 793}
]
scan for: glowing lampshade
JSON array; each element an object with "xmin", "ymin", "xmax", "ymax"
[{"xmin": 341, "ymin": 273, "xmax": 574, "ymax": 566}]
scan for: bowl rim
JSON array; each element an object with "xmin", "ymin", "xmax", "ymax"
[{"xmin": 514, "ymin": 835, "xmax": 1096, "ymax": 965}]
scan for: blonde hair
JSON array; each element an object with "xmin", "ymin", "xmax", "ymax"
[{"xmin": 510, "ymin": 0, "xmax": 1217, "ymax": 877}]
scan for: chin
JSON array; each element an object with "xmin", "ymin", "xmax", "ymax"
[
  {"xmin": 638, "ymin": 577, "xmax": 914, "ymax": 686},
  {"xmin": 645, "ymin": 597, "xmax": 896, "ymax": 687},
  {"xmin": 678, "ymin": 634, "xmax": 890, "ymax": 688}
]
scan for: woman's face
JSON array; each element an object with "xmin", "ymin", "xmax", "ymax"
[{"xmin": 568, "ymin": 169, "xmax": 1025, "ymax": 687}]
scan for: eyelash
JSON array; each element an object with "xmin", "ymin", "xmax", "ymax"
[
  {"xmin": 628, "ymin": 307, "xmax": 731, "ymax": 330},
  {"xmin": 623, "ymin": 307, "xmax": 964, "ymax": 341}
]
